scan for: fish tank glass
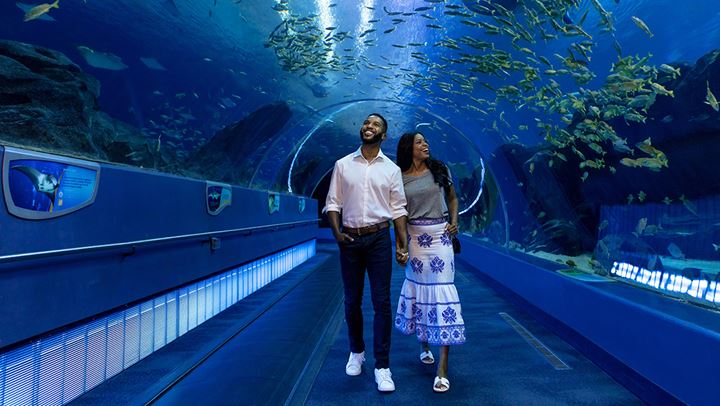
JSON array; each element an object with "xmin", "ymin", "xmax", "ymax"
[{"xmin": 1, "ymin": 0, "xmax": 719, "ymax": 309}]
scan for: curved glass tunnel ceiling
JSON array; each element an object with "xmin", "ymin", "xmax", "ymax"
[
  {"xmin": 2, "ymin": 1, "xmax": 720, "ymax": 306},
  {"xmin": 254, "ymin": 99, "xmax": 485, "ymax": 213}
]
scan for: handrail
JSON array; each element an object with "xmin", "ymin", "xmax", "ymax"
[{"xmin": 0, "ymin": 219, "xmax": 319, "ymax": 264}]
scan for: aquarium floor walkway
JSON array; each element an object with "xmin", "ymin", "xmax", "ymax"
[{"xmin": 74, "ymin": 243, "xmax": 640, "ymax": 405}]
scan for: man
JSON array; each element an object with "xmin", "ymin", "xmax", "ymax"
[{"xmin": 324, "ymin": 113, "xmax": 409, "ymax": 392}]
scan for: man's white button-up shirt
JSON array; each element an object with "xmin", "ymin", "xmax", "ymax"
[{"xmin": 324, "ymin": 147, "xmax": 408, "ymax": 228}]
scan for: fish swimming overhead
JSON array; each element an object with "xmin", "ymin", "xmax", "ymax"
[
  {"xmin": 658, "ymin": 64, "xmax": 681, "ymax": 78},
  {"xmin": 631, "ymin": 16, "xmax": 653, "ymax": 38},
  {"xmin": 23, "ymin": 0, "xmax": 59, "ymax": 22},
  {"xmin": 77, "ymin": 46, "xmax": 128, "ymax": 70},
  {"xmin": 17, "ymin": 2, "xmax": 55, "ymax": 21},
  {"xmin": 139, "ymin": 57, "xmax": 167, "ymax": 71},
  {"xmin": 308, "ymin": 82, "xmax": 329, "ymax": 98},
  {"xmin": 462, "ymin": 0, "xmax": 518, "ymax": 16},
  {"xmin": 705, "ymin": 81, "xmax": 719, "ymax": 111}
]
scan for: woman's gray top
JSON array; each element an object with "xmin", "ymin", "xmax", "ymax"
[{"xmin": 403, "ymin": 170, "xmax": 448, "ymax": 220}]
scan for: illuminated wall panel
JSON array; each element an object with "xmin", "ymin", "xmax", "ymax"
[
  {"xmin": 611, "ymin": 261, "xmax": 720, "ymax": 308},
  {"xmin": 0, "ymin": 240, "xmax": 315, "ymax": 405}
]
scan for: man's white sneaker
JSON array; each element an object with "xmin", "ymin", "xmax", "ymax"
[
  {"xmin": 345, "ymin": 351, "xmax": 365, "ymax": 376},
  {"xmin": 374, "ymin": 368, "xmax": 395, "ymax": 392}
]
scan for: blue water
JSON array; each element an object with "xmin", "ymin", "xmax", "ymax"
[
  {"xmin": 1, "ymin": 1, "xmax": 720, "ymax": 266},
  {"xmin": 2, "ymin": 0, "xmax": 718, "ymax": 147}
]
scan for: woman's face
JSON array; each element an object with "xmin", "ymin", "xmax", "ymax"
[{"xmin": 412, "ymin": 133, "xmax": 430, "ymax": 161}]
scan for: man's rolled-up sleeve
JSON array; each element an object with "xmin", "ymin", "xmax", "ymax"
[
  {"xmin": 323, "ymin": 161, "xmax": 343, "ymax": 214},
  {"xmin": 389, "ymin": 168, "xmax": 408, "ymax": 219}
]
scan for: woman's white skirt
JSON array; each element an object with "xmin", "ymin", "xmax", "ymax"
[{"xmin": 394, "ymin": 218, "xmax": 466, "ymax": 345}]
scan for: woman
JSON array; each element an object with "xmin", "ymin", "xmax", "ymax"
[{"xmin": 393, "ymin": 131, "xmax": 465, "ymax": 393}]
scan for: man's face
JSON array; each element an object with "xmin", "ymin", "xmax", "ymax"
[{"xmin": 360, "ymin": 115, "xmax": 386, "ymax": 145}]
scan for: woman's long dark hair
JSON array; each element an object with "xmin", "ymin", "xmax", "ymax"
[{"xmin": 396, "ymin": 132, "xmax": 451, "ymax": 194}]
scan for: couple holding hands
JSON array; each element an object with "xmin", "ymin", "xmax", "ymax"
[{"xmin": 324, "ymin": 113, "xmax": 465, "ymax": 394}]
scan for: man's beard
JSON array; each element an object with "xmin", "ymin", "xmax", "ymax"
[{"xmin": 360, "ymin": 131, "xmax": 384, "ymax": 144}]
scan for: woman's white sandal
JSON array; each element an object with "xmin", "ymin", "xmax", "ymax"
[
  {"xmin": 420, "ymin": 350, "xmax": 434, "ymax": 364},
  {"xmin": 433, "ymin": 376, "xmax": 450, "ymax": 393}
]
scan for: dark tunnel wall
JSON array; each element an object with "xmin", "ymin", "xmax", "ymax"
[{"xmin": 0, "ymin": 145, "xmax": 317, "ymax": 349}]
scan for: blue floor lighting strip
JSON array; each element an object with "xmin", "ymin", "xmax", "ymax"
[{"xmin": 0, "ymin": 240, "xmax": 316, "ymax": 406}]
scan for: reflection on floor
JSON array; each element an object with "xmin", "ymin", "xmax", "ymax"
[
  {"xmin": 74, "ymin": 243, "xmax": 641, "ymax": 405},
  {"xmin": 302, "ymin": 246, "xmax": 640, "ymax": 405}
]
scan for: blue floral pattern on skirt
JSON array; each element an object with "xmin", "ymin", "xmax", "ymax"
[
  {"xmin": 395, "ymin": 314, "xmax": 466, "ymax": 346},
  {"xmin": 440, "ymin": 230, "xmax": 452, "ymax": 246},
  {"xmin": 428, "ymin": 307, "xmax": 438, "ymax": 324},
  {"xmin": 410, "ymin": 257, "xmax": 423, "ymax": 273},
  {"xmin": 442, "ymin": 307, "xmax": 457, "ymax": 324},
  {"xmin": 395, "ymin": 219, "xmax": 465, "ymax": 346},
  {"xmin": 417, "ymin": 233, "xmax": 433, "ymax": 248},
  {"xmin": 430, "ymin": 256, "xmax": 445, "ymax": 273}
]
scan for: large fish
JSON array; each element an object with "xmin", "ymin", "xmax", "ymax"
[
  {"xmin": 23, "ymin": 0, "xmax": 59, "ymax": 22},
  {"xmin": 139, "ymin": 57, "xmax": 167, "ymax": 71},
  {"xmin": 11, "ymin": 165, "xmax": 59, "ymax": 210},
  {"xmin": 705, "ymin": 81, "xmax": 719, "ymax": 111},
  {"xmin": 308, "ymin": 82, "xmax": 329, "ymax": 98},
  {"xmin": 77, "ymin": 46, "xmax": 128, "ymax": 70},
  {"xmin": 11, "ymin": 165, "xmax": 58, "ymax": 194},
  {"xmin": 17, "ymin": 2, "xmax": 55, "ymax": 21}
]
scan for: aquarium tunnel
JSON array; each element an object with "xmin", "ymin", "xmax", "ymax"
[{"xmin": 1, "ymin": 0, "xmax": 719, "ymax": 405}]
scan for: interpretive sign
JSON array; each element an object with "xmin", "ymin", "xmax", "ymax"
[
  {"xmin": 2, "ymin": 147, "xmax": 100, "ymax": 220},
  {"xmin": 206, "ymin": 181, "xmax": 232, "ymax": 215}
]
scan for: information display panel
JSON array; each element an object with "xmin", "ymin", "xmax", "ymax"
[
  {"xmin": 206, "ymin": 181, "xmax": 232, "ymax": 215},
  {"xmin": 2, "ymin": 147, "xmax": 101, "ymax": 220}
]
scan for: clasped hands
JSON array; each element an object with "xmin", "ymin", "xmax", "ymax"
[{"xmin": 395, "ymin": 247, "xmax": 409, "ymax": 265}]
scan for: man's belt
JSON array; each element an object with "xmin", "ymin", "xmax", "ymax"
[{"xmin": 343, "ymin": 221, "xmax": 389, "ymax": 236}]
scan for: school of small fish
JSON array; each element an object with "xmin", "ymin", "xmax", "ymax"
[
  {"xmin": 19, "ymin": 0, "xmax": 719, "ymax": 176},
  {"xmin": 262, "ymin": 0, "xmax": 713, "ymax": 183}
]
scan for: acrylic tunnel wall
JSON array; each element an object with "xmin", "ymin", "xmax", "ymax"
[{"xmin": 1, "ymin": 0, "xmax": 720, "ymax": 405}]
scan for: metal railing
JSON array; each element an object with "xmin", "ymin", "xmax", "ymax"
[{"xmin": 0, "ymin": 219, "xmax": 319, "ymax": 264}]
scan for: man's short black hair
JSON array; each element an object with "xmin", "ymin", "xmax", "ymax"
[{"xmin": 368, "ymin": 113, "xmax": 388, "ymax": 133}]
